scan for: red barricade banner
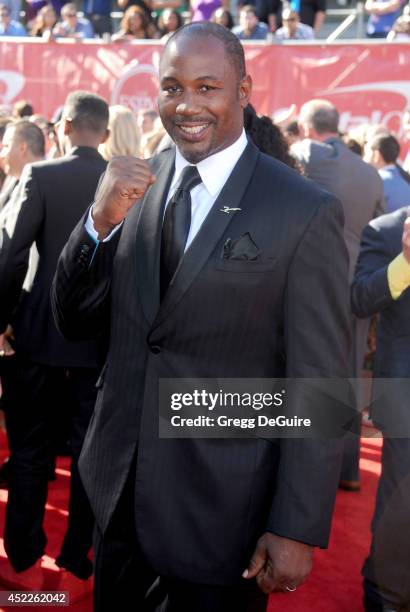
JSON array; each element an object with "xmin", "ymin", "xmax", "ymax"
[{"xmin": 0, "ymin": 40, "xmax": 409, "ymax": 142}]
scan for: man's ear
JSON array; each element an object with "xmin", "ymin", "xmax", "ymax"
[
  {"xmin": 239, "ymin": 74, "xmax": 252, "ymax": 109},
  {"xmin": 100, "ymin": 128, "xmax": 110, "ymax": 145},
  {"xmin": 63, "ymin": 118, "xmax": 73, "ymax": 135},
  {"xmin": 19, "ymin": 141, "xmax": 28, "ymax": 156}
]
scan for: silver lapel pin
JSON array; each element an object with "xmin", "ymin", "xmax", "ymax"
[{"xmin": 220, "ymin": 206, "xmax": 242, "ymax": 214}]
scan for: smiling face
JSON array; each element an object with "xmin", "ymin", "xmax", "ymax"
[{"xmin": 158, "ymin": 33, "xmax": 251, "ymax": 164}]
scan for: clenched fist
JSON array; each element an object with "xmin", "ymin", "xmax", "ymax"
[{"xmin": 92, "ymin": 156, "xmax": 156, "ymax": 239}]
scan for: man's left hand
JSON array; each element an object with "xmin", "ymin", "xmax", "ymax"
[{"xmin": 242, "ymin": 532, "xmax": 313, "ymax": 593}]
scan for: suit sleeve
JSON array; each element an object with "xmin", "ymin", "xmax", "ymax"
[
  {"xmin": 267, "ymin": 194, "xmax": 351, "ymax": 548},
  {"xmin": 51, "ymin": 213, "xmax": 121, "ymax": 341},
  {"xmin": 0, "ymin": 165, "xmax": 44, "ymax": 334},
  {"xmin": 351, "ymin": 221, "xmax": 396, "ymax": 319}
]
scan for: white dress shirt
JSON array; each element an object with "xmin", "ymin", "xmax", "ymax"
[{"xmin": 86, "ymin": 130, "xmax": 248, "ymax": 248}]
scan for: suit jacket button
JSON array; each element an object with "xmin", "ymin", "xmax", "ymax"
[{"xmin": 150, "ymin": 345, "xmax": 161, "ymax": 354}]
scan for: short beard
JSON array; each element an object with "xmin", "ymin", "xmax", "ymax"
[{"xmin": 178, "ymin": 146, "xmax": 210, "ymax": 164}]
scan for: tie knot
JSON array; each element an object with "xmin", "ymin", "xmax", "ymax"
[{"xmin": 177, "ymin": 165, "xmax": 202, "ymax": 193}]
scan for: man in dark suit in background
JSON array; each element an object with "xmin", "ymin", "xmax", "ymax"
[
  {"xmin": 0, "ymin": 119, "xmax": 46, "ymax": 487},
  {"xmin": 352, "ymin": 207, "xmax": 410, "ymax": 611},
  {"xmin": 0, "ymin": 91, "xmax": 108, "ymax": 579},
  {"xmin": 293, "ymin": 99, "xmax": 385, "ymax": 491},
  {"xmin": 52, "ymin": 24, "xmax": 350, "ymax": 611},
  {"xmin": 0, "ymin": 120, "xmax": 45, "ymax": 216}
]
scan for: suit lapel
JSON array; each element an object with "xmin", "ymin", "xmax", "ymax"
[
  {"xmin": 135, "ymin": 149, "xmax": 175, "ymax": 326},
  {"xmin": 152, "ymin": 142, "xmax": 260, "ymax": 330}
]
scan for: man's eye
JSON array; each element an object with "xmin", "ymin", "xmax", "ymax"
[
  {"xmin": 199, "ymin": 85, "xmax": 214, "ymax": 92},
  {"xmin": 165, "ymin": 85, "xmax": 181, "ymax": 94}
]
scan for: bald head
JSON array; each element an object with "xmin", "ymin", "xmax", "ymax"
[
  {"xmin": 157, "ymin": 21, "xmax": 252, "ymax": 164},
  {"xmin": 161, "ymin": 22, "xmax": 246, "ymax": 83},
  {"xmin": 299, "ymin": 99, "xmax": 339, "ymax": 140}
]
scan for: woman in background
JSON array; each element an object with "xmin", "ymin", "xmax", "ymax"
[
  {"xmin": 117, "ymin": 0, "xmax": 153, "ymax": 21},
  {"xmin": 158, "ymin": 8, "xmax": 183, "ymax": 39},
  {"xmin": 112, "ymin": 5, "xmax": 158, "ymax": 40},
  {"xmin": 30, "ymin": 4, "xmax": 57, "ymax": 39},
  {"xmin": 99, "ymin": 105, "xmax": 141, "ymax": 161}
]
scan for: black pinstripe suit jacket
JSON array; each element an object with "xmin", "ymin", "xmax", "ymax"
[{"xmin": 52, "ymin": 141, "xmax": 351, "ymax": 584}]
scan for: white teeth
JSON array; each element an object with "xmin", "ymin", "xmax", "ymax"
[{"xmin": 179, "ymin": 124, "xmax": 208, "ymax": 134}]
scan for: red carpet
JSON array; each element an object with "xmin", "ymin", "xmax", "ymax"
[
  {"xmin": 0, "ymin": 429, "xmax": 382, "ymax": 611},
  {"xmin": 0, "ymin": 429, "xmax": 93, "ymax": 612}
]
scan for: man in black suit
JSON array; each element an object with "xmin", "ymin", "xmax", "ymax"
[
  {"xmin": 352, "ymin": 208, "xmax": 410, "ymax": 611},
  {"xmin": 0, "ymin": 91, "xmax": 109, "ymax": 579},
  {"xmin": 0, "ymin": 119, "xmax": 46, "ymax": 487},
  {"xmin": 52, "ymin": 24, "xmax": 350, "ymax": 611}
]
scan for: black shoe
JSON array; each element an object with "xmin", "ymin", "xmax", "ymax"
[
  {"xmin": 8, "ymin": 553, "xmax": 44, "ymax": 573},
  {"xmin": 55, "ymin": 555, "xmax": 93, "ymax": 580}
]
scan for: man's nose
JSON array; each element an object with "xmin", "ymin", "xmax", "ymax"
[{"xmin": 175, "ymin": 92, "xmax": 202, "ymax": 116}]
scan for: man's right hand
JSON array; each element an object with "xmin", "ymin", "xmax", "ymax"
[
  {"xmin": 92, "ymin": 156, "xmax": 156, "ymax": 239},
  {"xmin": 0, "ymin": 333, "xmax": 15, "ymax": 358},
  {"xmin": 402, "ymin": 217, "xmax": 410, "ymax": 264}
]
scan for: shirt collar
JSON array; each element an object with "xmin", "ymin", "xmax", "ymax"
[{"xmin": 173, "ymin": 130, "xmax": 248, "ymax": 197}]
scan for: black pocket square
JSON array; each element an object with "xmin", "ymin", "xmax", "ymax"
[{"xmin": 222, "ymin": 233, "xmax": 261, "ymax": 261}]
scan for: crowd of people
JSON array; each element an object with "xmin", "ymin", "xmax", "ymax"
[
  {"xmin": 0, "ymin": 0, "xmax": 409, "ymax": 40},
  {"xmin": 0, "ymin": 15, "xmax": 410, "ymax": 612}
]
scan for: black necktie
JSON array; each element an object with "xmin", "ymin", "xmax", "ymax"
[{"xmin": 160, "ymin": 165, "xmax": 202, "ymax": 298}]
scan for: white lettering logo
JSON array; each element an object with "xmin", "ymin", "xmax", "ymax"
[
  {"xmin": 0, "ymin": 70, "xmax": 25, "ymax": 104},
  {"xmin": 111, "ymin": 62, "xmax": 159, "ymax": 114},
  {"xmin": 318, "ymin": 81, "xmax": 410, "ymax": 108}
]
